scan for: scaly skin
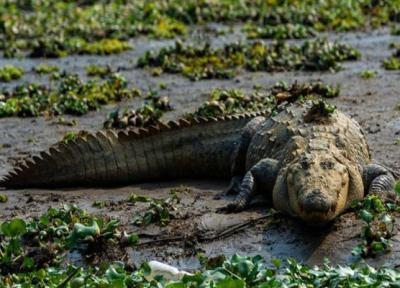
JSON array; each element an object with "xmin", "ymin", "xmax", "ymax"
[
  {"xmin": 224, "ymin": 101, "xmax": 396, "ymax": 224},
  {"xmin": 0, "ymin": 101, "xmax": 396, "ymax": 225}
]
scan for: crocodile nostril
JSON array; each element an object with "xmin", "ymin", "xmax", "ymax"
[
  {"xmin": 302, "ymin": 192, "xmax": 331, "ymax": 213},
  {"xmin": 311, "ymin": 188, "xmax": 321, "ymax": 195}
]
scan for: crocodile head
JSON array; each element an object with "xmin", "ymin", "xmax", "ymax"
[{"xmin": 285, "ymin": 152, "xmax": 350, "ymax": 225}]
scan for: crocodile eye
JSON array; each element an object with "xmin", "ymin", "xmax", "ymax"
[
  {"xmin": 300, "ymin": 159, "xmax": 310, "ymax": 170},
  {"xmin": 321, "ymin": 160, "xmax": 334, "ymax": 169}
]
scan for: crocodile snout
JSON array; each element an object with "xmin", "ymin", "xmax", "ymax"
[{"xmin": 301, "ymin": 188, "xmax": 335, "ymax": 213}]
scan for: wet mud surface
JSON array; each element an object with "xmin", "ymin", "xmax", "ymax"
[{"xmin": 1, "ymin": 27, "xmax": 400, "ymax": 270}]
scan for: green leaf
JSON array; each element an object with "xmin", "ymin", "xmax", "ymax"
[
  {"xmin": 371, "ymin": 197, "xmax": 385, "ymax": 213},
  {"xmin": 166, "ymin": 283, "xmax": 185, "ymax": 288},
  {"xmin": 216, "ymin": 278, "xmax": 245, "ymax": 288},
  {"xmin": 0, "ymin": 193, "xmax": 8, "ymax": 202},
  {"xmin": 126, "ymin": 233, "xmax": 139, "ymax": 245},
  {"xmin": 271, "ymin": 258, "xmax": 281, "ymax": 269},
  {"xmin": 395, "ymin": 181, "xmax": 400, "ymax": 196},
  {"xmin": 371, "ymin": 241, "xmax": 384, "ymax": 253},
  {"xmin": 2, "ymin": 219, "xmax": 27, "ymax": 237},
  {"xmin": 359, "ymin": 209, "xmax": 373, "ymax": 223},
  {"xmin": 22, "ymin": 257, "xmax": 35, "ymax": 270}
]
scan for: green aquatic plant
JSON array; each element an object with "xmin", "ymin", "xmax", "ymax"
[
  {"xmin": 245, "ymin": 23, "xmax": 316, "ymax": 39},
  {"xmin": 187, "ymin": 81, "xmax": 340, "ymax": 119},
  {"xmin": 2, "ymin": 252, "xmax": 400, "ymax": 287},
  {"xmin": 0, "ymin": 194, "xmax": 7, "ymax": 203},
  {"xmin": 129, "ymin": 193, "xmax": 180, "ymax": 227},
  {"xmin": 359, "ymin": 69, "xmax": 377, "ymax": 79},
  {"xmin": 33, "ymin": 64, "xmax": 59, "ymax": 74},
  {"xmin": 137, "ymin": 39, "xmax": 360, "ymax": 80},
  {"xmin": 85, "ymin": 64, "xmax": 113, "ymax": 78},
  {"xmin": 383, "ymin": 57, "xmax": 400, "ymax": 70},
  {"xmin": 0, "ymin": 73, "xmax": 139, "ymax": 117},
  {"xmin": 104, "ymin": 94, "xmax": 171, "ymax": 129},
  {"xmin": 0, "ymin": 204, "xmax": 138, "ymax": 276},
  {"xmin": 351, "ymin": 195, "xmax": 398, "ymax": 258},
  {"xmin": 29, "ymin": 37, "xmax": 132, "ymax": 58},
  {"xmin": 382, "ymin": 43, "xmax": 400, "ymax": 70},
  {"xmin": 0, "ymin": 65, "xmax": 24, "ymax": 82},
  {"xmin": 1, "ymin": 0, "xmax": 400, "ymax": 59}
]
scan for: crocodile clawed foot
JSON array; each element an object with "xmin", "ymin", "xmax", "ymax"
[
  {"xmin": 214, "ymin": 177, "xmax": 242, "ymax": 200},
  {"xmin": 216, "ymin": 203, "xmax": 238, "ymax": 214}
]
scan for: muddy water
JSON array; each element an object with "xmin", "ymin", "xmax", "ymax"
[{"xmin": 0, "ymin": 28, "xmax": 400, "ymax": 269}]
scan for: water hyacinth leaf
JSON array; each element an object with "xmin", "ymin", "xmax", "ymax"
[
  {"xmin": 166, "ymin": 283, "xmax": 186, "ymax": 288},
  {"xmin": 0, "ymin": 194, "xmax": 7, "ymax": 202},
  {"xmin": 69, "ymin": 277, "xmax": 85, "ymax": 288},
  {"xmin": 22, "ymin": 257, "xmax": 35, "ymax": 270},
  {"xmin": 371, "ymin": 196, "xmax": 385, "ymax": 213},
  {"xmin": 216, "ymin": 278, "xmax": 245, "ymax": 288},
  {"xmin": 395, "ymin": 181, "xmax": 400, "ymax": 195},
  {"xmin": 271, "ymin": 258, "xmax": 281, "ymax": 269},
  {"xmin": 359, "ymin": 209, "xmax": 373, "ymax": 223},
  {"xmin": 1, "ymin": 219, "xmax": 27, "ymax": 237},
  {"xmin": 126, "ymin": 233, "xmax": 139, "ymax": 245},
  {"xmin": 371, "ymin": 241, "xmax": 385, "ymax": 253}
]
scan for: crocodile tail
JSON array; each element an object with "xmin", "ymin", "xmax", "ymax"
[{"xmin": 0, "ymin": 112, "xmax": 266, "ymax": 188}]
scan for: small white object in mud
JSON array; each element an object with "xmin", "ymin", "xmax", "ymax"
[{"xmin": 145, "ymin": 261, "xmax": 193, "ymax": 281}]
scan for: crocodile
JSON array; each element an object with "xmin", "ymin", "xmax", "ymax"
[{"xmin": 0, "ymin": 100, "xmax": 397, "ymax": 224}]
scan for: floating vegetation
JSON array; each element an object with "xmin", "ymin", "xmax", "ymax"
[
  {"xmin": 129, "ymin": 193, "xmax": 180, "ymax": 227},
  {"xmin": 382, "ymin": 43, "xmax": 400, "ymax": 70},
  {"xmin": 360, "ymin": 69, "xmax": 377, "ymax": 79},
  {"xmin": 190, "ymin": 88, "xmax": 275, "ymax": 118},
  {"xmin": 137, "ymin": 39, "xmax": 360, "ymax": 80},
  {"xmin": 85, "ymin": 64, "xmax": 113, "ymax": 78},
  {"xmin": 29, "ymin": 38, "xmax": 132, "ymax": 58},
  {"xmin": 0, "ymin": 73, "xmax": 139, "ymax": 117},
  {"xmin": 0, "ymin": 205, "xmax": 138, "ymax": 276},
  {"xmin": 187, "ymin": 81, "xmax": 340, "ymax": 119},
  {"xmin": 0, "ymin": 65, "xmax": 24, "ymax": 82},
  {"xmin": 3, "ymin": 252, "xmax": 400, "ymax": 287},
  {"xmin": 351, "ymin": 195, "xmax": 397, "ymax": 258},
  {"xmin": 33, "ymin": 64, "xmax": 59, "ymax": 75},
  {"xmin": 104, "ymin": 94, "xmax": 171, "ymax": 129},
  {"xmin": 391, "ymin": 25, "xmax": 400, "ymax": 35},
  {"xmin": 245, "ymin": 24, "xmax": 316, "ymax": 39},
  {"xmin": 1, "ymin": 1, "xmax": 400, "ymax": 58},
  {"xmin": 0, "ymin": 194, "xmax": 7, "ymax": 203}
]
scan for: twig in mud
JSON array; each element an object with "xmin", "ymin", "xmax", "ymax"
[{"xmin": 133, "ymin": 214, "xmax": 273, "ymax": 247}]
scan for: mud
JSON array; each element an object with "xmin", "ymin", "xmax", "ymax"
[{"xmin": 1, "ymin": 27, "xmax": 400, "ymax": 270}]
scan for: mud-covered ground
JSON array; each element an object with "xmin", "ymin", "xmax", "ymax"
[{"xmin": 0, "ymin": 27, "xmax": 400, "ymax": 270}]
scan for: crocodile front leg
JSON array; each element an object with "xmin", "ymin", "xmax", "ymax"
[
  {"xmin": 224, "ymin": 116, "xmax": 265, "ymax": 195},
  {"xmin": 220, "ymin": 158, "xmax": 279, "ymax": 212},
  {"xmin": 363, "ymin": 163, "xmax": 397, "ymax": 200}
]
